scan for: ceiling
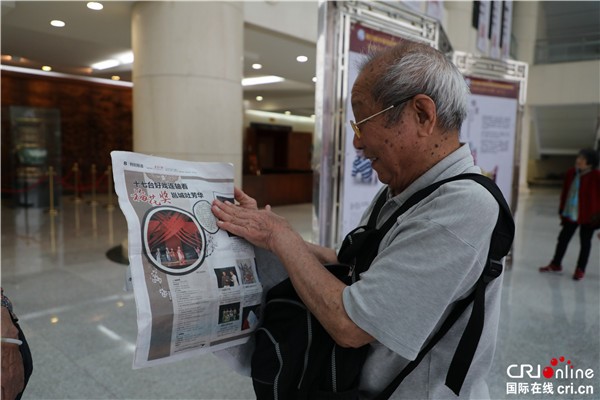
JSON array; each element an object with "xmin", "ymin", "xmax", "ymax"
[
  {"xmin": 1, "ymin": 1, "xmax": 318, "ymax": 117},
  {"xmin": 2, "ymin": 0, "xmax": 599, "ymax": 152}
]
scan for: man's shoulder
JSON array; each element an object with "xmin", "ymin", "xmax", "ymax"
[
  {"xmin": 433, "ymin": 176, "xmax": 499, "ymax": 214},
  {"xmin": 403, "ymin": 176, "xmax": 500, "ymax": 243}
]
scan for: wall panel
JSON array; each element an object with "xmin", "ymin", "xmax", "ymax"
[{"xmin": 1, "ymin": 71, "xmax": 132, "ymax": 195}]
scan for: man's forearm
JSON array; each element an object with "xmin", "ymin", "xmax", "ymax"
[
  {"xmin": 305, "ymin": 241, "xmax": 338, "ymax": 265},
  {"xmin": 272, "ymin": 231, "xmax": 373, "ymax": 348}
]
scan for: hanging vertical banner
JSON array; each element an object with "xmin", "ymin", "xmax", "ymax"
[
  {"xmin": 501, "ymin": 0, "xmax": 513, "ymax": 59},
  {"xmin": 460, "ymin": 77, "xmax": 520, "ymax": 206},
  {"xmin": 339, "ymin": 22, "xmax": 404, "ymax": 239},
  {"xmin": 490, "ymin": 1, "xmax": 503, "ymax": 59},
  {"xmin": 477, "ymin": 1, "xmax": 491, "ymax": 55}
]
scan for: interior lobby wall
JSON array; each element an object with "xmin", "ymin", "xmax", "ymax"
[{"xmin": 1, "ymin": 71, "xmax": 132, "ymax": 194}]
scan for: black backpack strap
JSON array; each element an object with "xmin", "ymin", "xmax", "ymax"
[
  {"xmin": 343, "ymin": 174, "xmax": 492, "ymax": 269},
  {"xmin": 337, "ymin": 189, "xmax": 388, "ymax": 266},
  {"xmin": 372, "ymin": 173, "xmax": 514, "ymax": 399},
  {"xmin": 367, "ymin": 188, "xmax": 389, "ymax": 228}
]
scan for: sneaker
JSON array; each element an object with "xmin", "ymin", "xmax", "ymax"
[
  {"xmin": 572, "ymin": 268, "xmax": 585, "ymax": 281},
  {"xmin": 539, "ymin": 263, "xmax": 562, "ymax": 273}
]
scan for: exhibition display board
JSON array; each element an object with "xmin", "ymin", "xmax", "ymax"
[
  {"xmin": 453, "ymin": 51, "xmax": 528, "ymax": 211},
  {"xmin": 314, "ymin": 1, "xmax": 442, "ymax": 247},
  {"xmin": 460, "ymin": 77, "xmax": 520, "ymax": 206},
  {"xmin": 314, "ymin": 1, "xmax": 527, "ymax": 247}
]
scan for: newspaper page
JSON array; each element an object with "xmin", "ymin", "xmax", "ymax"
[{"xmin": 111, "ymin": 151, "xmax": 262, "ymax": 369}]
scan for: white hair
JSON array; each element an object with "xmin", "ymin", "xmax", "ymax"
[{"xmin": 359, "ymin": 41, "xmax": 469, "ymax": 132}]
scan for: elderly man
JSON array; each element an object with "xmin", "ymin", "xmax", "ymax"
[{"xmin": 213, "ymin": 41, "xmax": 501, "ymax": 399}]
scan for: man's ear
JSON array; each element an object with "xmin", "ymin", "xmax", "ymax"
[{"xmin": 413, "ymin": 94, "xmax": 437, "ymax": 137}]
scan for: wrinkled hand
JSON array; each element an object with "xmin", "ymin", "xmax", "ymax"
[
  {"xmin": 1, "ymin": 307, "xmax": 24, "ymax": 400},
  {"xmin": 233, "ymin": 187, "xmax": 258, "ymax": 210},
  {"xmin": 212, "ymin": 198, "xmax": 293, "ymax": 252}
]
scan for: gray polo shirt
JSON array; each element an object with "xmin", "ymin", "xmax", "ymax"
[{"xmin": 343, "ymin": 144, "xmax": 501, "ymax": 399}]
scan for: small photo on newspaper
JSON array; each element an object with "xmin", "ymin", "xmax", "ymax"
[{"xmin": 111, "ymin": 151, "xmax": 261, "ymax": 369}]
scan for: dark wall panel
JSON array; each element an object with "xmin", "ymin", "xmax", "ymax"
[{"xmin": 1, "ymin": 71, "xmax": 132, "ymax": 194}]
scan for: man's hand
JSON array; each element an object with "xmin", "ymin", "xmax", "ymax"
[
  {"xmin": 1, "ymin": 307, "xmax": 24, "ymax": 400},
  {"xmin": 233, "ymin": 187, "xmax": 258, "ymax": 210},
  {"xmin": 212, "ymin": 195, "xmax": 373, "ymax": 348},
  {"xmin": 212, "ymin": 198, "xmax": 293, "ymax": 252}
]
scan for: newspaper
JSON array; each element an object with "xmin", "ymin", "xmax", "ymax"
[{"xmin": 111, "ymin": 151, "xmax": 263, "ymax": 369}]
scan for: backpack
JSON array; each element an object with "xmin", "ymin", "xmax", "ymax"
[{"xmin": 251, "ymin": 173, "xmax": 515, "ymax": 400}]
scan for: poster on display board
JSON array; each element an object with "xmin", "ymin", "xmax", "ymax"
[
  {"xmin": 339, "ymin": 22, "xmax": 405, "ymax": 240},
  {"xmin": 460, "ymin": 77, "xmax": 520, "ymax": 207}
]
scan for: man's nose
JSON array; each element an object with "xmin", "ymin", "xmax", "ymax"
[{"xmin": 353, "ymin": 131, "xmax": 362, "ymax": 150}]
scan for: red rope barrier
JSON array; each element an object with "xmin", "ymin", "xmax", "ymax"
[
  {"xmin": 60, "ymin": 167, "xmax": 75, "ymax": 183},
  {"xmin": 0, "ymin": 175, "xmax": 48, "ymax": 193}
]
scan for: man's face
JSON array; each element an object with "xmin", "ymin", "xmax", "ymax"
[{"xmin": 351, "ymin": 66, "xmax": 422, "ymax": 194}]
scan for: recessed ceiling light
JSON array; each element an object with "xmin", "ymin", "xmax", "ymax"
[
  {"xmin": 91, "ymin": 59, "xmax": 119, "ymax": 70},
  {"xmin": 87, "ymin": 2, "xmax": 103, "ymax": 11},
  {"xmin": 118, "ymin": 52, "xmax": 134, "ymax": 64},
  {"xmin": 252, "ymin": 63, "xmax": 262, "ymax": 70},
  {"xmin": 50, "ymin": 20, "xmax": 65, "ymax": 27},
  {"xmin": 312, "ymin": 76, "xmax": 317, "ymax": 83},
  {"xmin": 41, "ymin": 66, "xmax": 52, "ymax": 72},
  {"xmin": 284, "ymin": 111, "xmax": 291, "ymax": 115},
  {"xmin": 242, "ymin": 75, "xmax": 284, "ymax": 86},
  {"xmin": 111, "ymin": 76, "xmax": 121, "ymax": 81},
  {"xmin": 296, "ymin": 55, "xmax": 308, "ymax": 63},
  {"xmin": 256, "ymin": 96, "xmax": 263, "ymax": 101}
]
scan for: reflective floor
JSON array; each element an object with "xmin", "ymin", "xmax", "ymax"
[{"xmin": 1, "ymin": 187, "xmax": 599, "ymax": 399}]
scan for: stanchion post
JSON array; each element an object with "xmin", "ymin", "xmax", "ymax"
[
  {"xmin": 47, "ymin": 166, "xmax": 58, "ymax": 216},
  {"xmin": 48, "ymin": 166, "xmax": 58, "ymax": 253},
  {"xmin": 105, "ymin": 165, "xmax": 114, "ymax": 210},
  {"xmin": 90, "ymin": 164, "xmax": 98, "ymax": 205},
  {"xmin": 50, "ymin": 211, "xmax": 57, "ymax": 254},
  {"xmin": 73, "ymin": 162, "xmax": 82, "ymax": 204}
]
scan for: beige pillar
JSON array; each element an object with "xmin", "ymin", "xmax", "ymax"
[
  {"xmin": 131, "ymin": 2, "xmax": 244, "ymax": 184},
  {"xmin": 512, "ymin": 1, "xmax": 540, "ymax": 195}
]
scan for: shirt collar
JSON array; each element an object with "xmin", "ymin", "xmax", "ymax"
[{"xmin": 389, "ymin": 143, "xmax": 477, "ymax": 205}]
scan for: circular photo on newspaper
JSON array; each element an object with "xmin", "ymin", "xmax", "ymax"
[{"xmin": 142, "ymin": 206, "xmax": 207, "ymax": 275}]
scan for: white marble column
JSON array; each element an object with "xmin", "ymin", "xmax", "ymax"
[
  {"xmin": 131, "ymin": 2, "xmax": 244, "ymax": 184},
  {"xmin": 512, "ymin": 1, "xmax": 540, "ymax": 195}
]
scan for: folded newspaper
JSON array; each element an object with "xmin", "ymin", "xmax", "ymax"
[{"xmin": 111, "ymin": 151, "xmax": 271, "ymax": 369}]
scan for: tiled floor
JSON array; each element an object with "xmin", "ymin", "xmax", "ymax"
[{"xmin": 1, "ymin": 187, "xmax": 598, "ymax": 399}]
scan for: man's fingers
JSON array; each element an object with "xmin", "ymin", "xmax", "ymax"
[
  {"xmin": 213, "ymin": 199, "xmax": 255, "ymax": 227},
  {"xmin": 212, "ymin": 200, "xmax": 236, "ymax": 222},
  {"xmin": 234, "ymin": 187, "xmax": 246, "ymax": 201},
  {"xmin": 234, "ymin": 187, "xmax": 258, "ymax": 209}
]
